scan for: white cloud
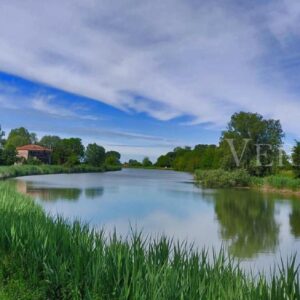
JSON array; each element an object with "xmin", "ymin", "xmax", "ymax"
[
  {"xmin": 31, "ymin": 95, "xmax": 99, "ymax": 120},
  {"xmin": 0, "ymin": 1, "xmax": 299, "ymax": 136}
]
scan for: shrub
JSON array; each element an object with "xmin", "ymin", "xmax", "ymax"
[{"xmin": 195, "ymin": 169, "xmax": 251, "ymax": 188}]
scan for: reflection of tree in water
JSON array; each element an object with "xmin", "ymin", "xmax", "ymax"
[
  {"xmin": 27, "ymin": 187, "xmax": 82, "ymax": 202},
  {"xmin": 290, "ymin": 202, "xmax": 300, "ymax": 238},
  {"xmin": 213, "ymin": 190, "xmax": 279, "ymax": 258},
  {"xmin": 84, "ymin": 187, "xmax": 104, "ymax": 199}
]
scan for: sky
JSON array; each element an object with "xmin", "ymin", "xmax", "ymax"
[{"xmin": 0, "ymin": 0, "xmax": 300, "ymax": 161}]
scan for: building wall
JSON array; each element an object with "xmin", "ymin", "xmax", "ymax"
[{"xmin": 17, "ymin": 150, "xmax": 29, "ymax": 160}]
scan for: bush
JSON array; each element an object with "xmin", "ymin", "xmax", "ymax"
[{"xmin": 195, "ymin": 169, "xmax": 251, "ymax": 188}]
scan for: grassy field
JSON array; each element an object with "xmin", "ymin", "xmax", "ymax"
[
  {"xmin": 0, "ymin": 164, "xmax": 121, "ymax": 180},
  {"xmin": 0, "ymin": 183, "xmax": 299, "ymax": 299}
]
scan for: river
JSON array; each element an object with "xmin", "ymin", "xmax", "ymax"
[{"xmin": 13, "ymin": 168, "xmax": 300, "ymax": 274}]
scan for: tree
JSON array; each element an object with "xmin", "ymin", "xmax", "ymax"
[
  {"xmin": 85, "ymin": 143, "xmax": 106, "ymax": 167},
  {"xmin": 292, "ymin": 141, "xmax": 300, "ymax": 178},
  {"xmin": 6, "ymin": 127, "xmax": 36, "ymax": 148},
  {"xmin": 0, "ymin": 144, "xmax": 17, "ymax": 165},
  {"xmin": 142, "ymin": 157, "xmax": 152, "ymax": 167},
  {"xmin": 39, "ymin": 135, "xmax": 61, "ymax": 149},
  {"xmin": 52, "ymin": 138, "xmax": 85, "ymax": 165},
  {"xmin": 127, "ymin": 159, "xmax": 142, "ymax": 167},
  {"xmin": 219, "ymin": 112, "xmax": 284, "ymax": 176},
  {"xmin": 105, "ymin": 151, "xmax": 121, "ymax": 165},
  {"xmin": 0, "ymin": 125, "xmax": 5, "ymax": 148}
]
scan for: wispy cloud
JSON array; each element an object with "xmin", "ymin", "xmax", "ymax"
[
  {"xmin": 31, "ymin": 95, "xmax": 99, "ymax": 121},
  {"xmin": 0, "ymin": 0, "xmax": 299, "ymax": 136}
]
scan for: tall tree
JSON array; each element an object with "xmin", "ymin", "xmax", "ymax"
[
  {"xmin": 219, "ymin": 112, "xmax": 284, "ymax": 176},
  {"xmin": 39, "ymin": 135, "xmax": 61, "ymax": 149},
  {"xmin": 52, "ymin": 138, "xmax": 85, "ymax": 165},
  {"xmin": 292, "ymin": 141, "xmax": 300, "ymax": 178},
  {"xmin": 6, "ymin": 127, "xmax": 36, "ymax": 148},
  {"xmin": 142, "ymin": 157, "xmax": 153, "ymax": 167},
  {"xmin": 0, "ymin": 125, "xmax": 5, "ymax": 148},
  {"xmin": 85, "ymin": 143, "xmax": 106, "ymax": 167},
  {"xmin": 105, "ymin": 151, "xmax": 121, "ymax": 165}
]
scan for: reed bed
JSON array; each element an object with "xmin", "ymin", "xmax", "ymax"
[
  {"xmin": 0, "ymin": 164, "xmax": 121, "ymax": 180},
  {"xmin": 0, "ymin": 183, "xmax": 299, "ymax": 299}
]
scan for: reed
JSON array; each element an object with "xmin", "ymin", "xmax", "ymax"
[{"xmin": 0, "ymin": 183, "xmax": 299, "ymax": 299}]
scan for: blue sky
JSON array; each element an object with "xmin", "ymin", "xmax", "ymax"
[{"xmin": 0, "ymin": 0, "xmax": 299, "ymax": 161}]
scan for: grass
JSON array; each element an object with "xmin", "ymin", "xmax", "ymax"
[
  {"xmin": 0, "ymin": 164, "xmax": 121, "ymax": 180},
  {"xmin": 251, "ymin": 175, "xmax": 300, "ymax": 191},
  {"xmin": 0, "ymin": 183, "xmax": 299, "ymax": 299}
]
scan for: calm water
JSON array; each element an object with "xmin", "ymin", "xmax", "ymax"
[{"xmin": 13, "ymin": 168, "xmax": 300, "ymax": 274}]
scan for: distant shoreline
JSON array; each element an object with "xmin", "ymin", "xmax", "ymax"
[{"xmin": 0, "ymin": 164, "xmax": 121, "ymax": 180}]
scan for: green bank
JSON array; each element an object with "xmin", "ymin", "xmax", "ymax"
[{"xmin": 0, "ymin": 164, "xmax": 121, "ymax": 180}]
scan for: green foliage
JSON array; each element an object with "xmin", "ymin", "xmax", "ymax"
[
  {"xmin": 155, "ymin": 145, "xmax": 220, "ymax": 172},
  {"xmin": 292, "ymin": 141, "xmax": 300, "ymax": 178},
  {"xmin": 0, "ymin": 183, "xmax": 299, "ymax": 299},
  {"xmin": 195, "ymin": 169, "xmax": 251, "ymax": 188},
  {"xmin": 0, "ymin": 145, "xmax": 17, "ymax": 166},
  {"xmin": 142, "ymin": 156, "xmax": 153, "ymax": 167},
  {"xmin": 6, "ymin": 127, "xmax": 35, "ymax": 148},
  {"xmin": 0, "ymin": 125, "xmax": 5, "ymax": 147},
  {"xmin": 0, "ymin": 164, "xmax": 120, "ymax": 180},
  {"xmin": 105, "ymin": 151, "xmax": 121, "ymax": 166},
  {"xmin": 85, "ymin": 143, "xmax": 106, "ymax": 167},
  {"xmin": 127, "ymin": 159, "xmax": 142, "ymax": 167},
  {"xmin": 219, "ymin": 112, "xmax": 284, "ymax": 176},
  {"xmin": 39, "ymin": 135, "xmax": 61, "ymax": 149},
  {"xmin": 52, "ymin": 138, "xmax": 84, "ymax": 165}
]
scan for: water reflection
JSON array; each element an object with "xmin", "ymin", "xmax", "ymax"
[
  {"xmin": 290, "ymin": 202, "xmax": 300, "ymax": 238},
  {"xmin": 84, "ymin": 187, "xmax": 104, "ymax": 199},
  {"xmin": 15, "ymin": 180, "xmax": 104, "ymax": 201},
  {"xmin": 212, "ymin": 190, "xmax": 279, "ymax": 258}
]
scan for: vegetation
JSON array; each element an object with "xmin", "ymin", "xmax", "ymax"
[
  {"xmin": 219, "ymin": 112, "xmax": 284, "ymax": 176},
  {"xmin": 153, "ymin": 112, "xmax": 289, "ymax": 175},
  {"xmin": 84, "ymin": 143, "xmax": 106, "ymax": 167},
  {"xmin": 0, "ymin": 164, "xmax": 121, "ymax": 180},
  {"xmin": 292, "ymin": 141, "xmax": 300, "ymax": 178},
  {"xmin": 155, "ymin": 145, "xmax": 220, "ymax": 172},
  {"xmin": 0, "ymin": 126, "xmax": 122, "ymax": 171},
  {"xmin": 195, "ymin": 169, "xmax": 251, "ymax": 188},
  {"xmin": 0, "ymin": 183, "xmax": 299, "ymax": 299}
]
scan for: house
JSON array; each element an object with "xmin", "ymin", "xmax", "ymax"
[{"xmin": 16, "ymin": 144, "xmax": 52, "ymax": 164}]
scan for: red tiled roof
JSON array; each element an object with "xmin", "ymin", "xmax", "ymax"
[{"xmin": 16, "ymin": 144, "xmax": 52, "ymax": 151}]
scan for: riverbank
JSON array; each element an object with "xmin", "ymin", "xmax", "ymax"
[
  {"xmin": 0, "ymin": 182, "xmax": 299, "ymax": 299},
  {"xmin": 0, "ymin": 164, "xmax": 121, "ymax": 180},
  {"xmin": 195, "ymin": 169, "xmax": 300, "ymax": 197}
]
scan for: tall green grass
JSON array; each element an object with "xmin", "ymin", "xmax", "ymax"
[
  {"xmin": 0, "ymin": 164, "xmax": 121, "ymax": 180},
  {"xmin": 0, "ymin": 183, "xmax": 299, "ymax": 299},
  {"xmin": 250, "ymin": 176, "xmax": 300, "ymax": 191}
]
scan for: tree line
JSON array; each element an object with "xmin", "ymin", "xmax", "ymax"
[
  {"xmin": 132, "ymin": 112, "xmax": 300, "ymax": 178},
  {"xmin": 0, "ymin": 126, "xmax": 121, "ymax": 167}
]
